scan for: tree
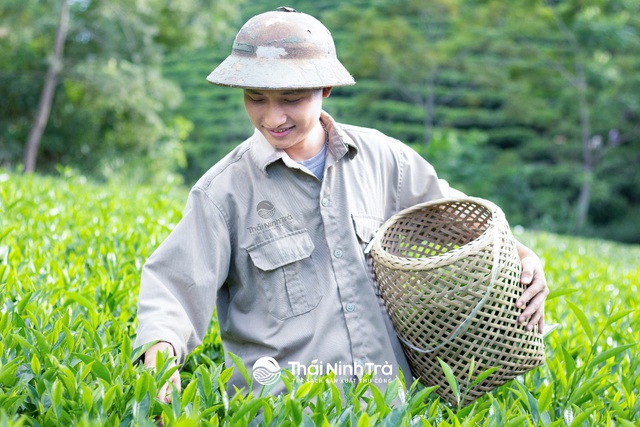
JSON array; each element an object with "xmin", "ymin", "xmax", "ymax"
[
  {"xmin": 469, "ymin": 0, "xmax": 640, "ymax": 232},
  {"xmin": 324, "ymin": 0, "xmax": 461, "ymax": 148},
  {"xmin": 22, "ymin": 0, "xmax": 68, "ymax": 173},
  {"xmin": 1, "ymin": 0, "xmax": 243, "ymax": 183}
]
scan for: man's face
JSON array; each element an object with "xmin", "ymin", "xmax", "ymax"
[{"xmin": 243, "ymin": 88, "xmax": 331, "ymax": 159}]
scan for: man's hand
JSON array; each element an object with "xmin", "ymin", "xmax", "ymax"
[
  {"xmin": 144, "ymin": 341, "xmax": 181, "ymax": 403},
  {"xmin": 515, "ymin": 241, "xmax": 549, "ymax": 332}
]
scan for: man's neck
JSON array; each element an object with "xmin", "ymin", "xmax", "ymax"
[{"xmin": 285, "ymin": 121, "xmax": 327, "ymax": 161}]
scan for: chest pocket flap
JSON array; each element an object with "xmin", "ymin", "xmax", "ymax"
[
  {"xmin": 247, "ymin": 230, "xmax": 315, "ymax": 271},
  {"xmin": 246, "ymin": 230, "xmax": 321, "ymax": 320}
]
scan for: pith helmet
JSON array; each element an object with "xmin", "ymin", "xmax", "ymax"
[{"xmin": 207, "ymin": 7, "xmax": 355, "ymax": 90}]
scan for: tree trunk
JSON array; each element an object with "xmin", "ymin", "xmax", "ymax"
[
  {"xmin": 23, "ymin": 0, "xmax": 69, "ymax": 174},
  {"xmin": 575, "ymin": 56, "xmax": 593, "ymax": 231}
]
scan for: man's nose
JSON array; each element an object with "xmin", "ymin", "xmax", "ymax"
[{"xmin": 264, "ymin": 104, "xmax": 287, "ymax": 129}]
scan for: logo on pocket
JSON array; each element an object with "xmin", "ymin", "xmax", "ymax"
[
  {"xmin": 257, "ymin": 200, "xmax": 276, "ymax": 219},
  {"xmin": 252, "ymin": 356, "xmax": 281, "ymax": 385}
]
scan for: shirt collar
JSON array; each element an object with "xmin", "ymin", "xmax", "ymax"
[{"xmin": 250, "ymin": 110, "xmax": 359, "ymax": 175}]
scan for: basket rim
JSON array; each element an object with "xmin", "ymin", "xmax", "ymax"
[{"xmin": 370, "ymin": 197, "xmax": 502, "ymax": 271}]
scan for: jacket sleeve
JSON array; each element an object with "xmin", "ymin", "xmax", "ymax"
[
  {"xmin": 395, "ymin": 141, "xmax": 466, "ymax": 210},
  {"xmin": 134, "ymin": 187, "xmax": 231, "ymax": 363}
]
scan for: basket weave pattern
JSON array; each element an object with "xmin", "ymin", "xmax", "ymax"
[{"xmin": 371, "ymin": 198, "xmax": 545, "ymax": 405}]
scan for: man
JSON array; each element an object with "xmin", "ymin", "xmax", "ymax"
[{"xmin": 135, "ymin": 7, "xmax": 548, "ymax": 403}]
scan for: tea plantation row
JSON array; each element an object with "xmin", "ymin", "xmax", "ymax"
[{"xmin": 0, "ymin": 170, "xmax": 638, "ymax": 426}]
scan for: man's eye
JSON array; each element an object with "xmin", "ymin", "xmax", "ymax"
[{"xmin": 285, "ymin": 98, "xmax": 302, "ymax": 104}]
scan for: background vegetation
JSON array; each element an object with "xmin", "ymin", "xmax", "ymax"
[
  {"xmin": 1, "ymin": 0, "xmax": 639, "ymax": 242},
  {"xmin": 1, "ymin": 170, "xmax": 639, "ymax": 425}
]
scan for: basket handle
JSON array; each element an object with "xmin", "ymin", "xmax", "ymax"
[{"xmin": 393, "ymin": 222, "xmax": 502, "ymax": 354}]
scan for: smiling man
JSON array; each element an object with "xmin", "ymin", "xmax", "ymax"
[
  {"xmin": 134, "ymin": 7, "xmax": 549, "ymax": 404},
  {"xmin": 242, "ymin": 88, "xmax": 332, "ymax": 161}
]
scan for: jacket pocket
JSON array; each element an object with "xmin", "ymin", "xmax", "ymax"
[
  {"xmin": 247, "ymin": 230, "xmax": 322, "ymax": 320},
  {"xmin": 351, "ymin": 214, "xmax": 384, "ymax": 294}
]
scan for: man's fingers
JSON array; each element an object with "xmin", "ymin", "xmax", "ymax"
[
  {"xmin": 537, "ymin": 312, "xmax": 545, "ymax": 332},
  {"xmin": 155, "ymin": 370, "xmax": 181, "ymax": 404},
  {"xmin": 157, "ymin": 383, "xmax": 171, "ymax": 403},
  {"xmin": 517, "ymin": 255, "xmax": 548, "ymax": 308},
  {"xmin": 518, "ymin": 291, "xmax": 547, "ymax": 331},
  {"xmin": 171, "ymin": 371, "xmax": 182, "ymax": 392},
  {"xmin": 514, "ymin": 243, "xmax": 549, "ymax": 333},
  {"xmin": 516, "ymin": 258, "xmax": 548, "ymax": 330},
  {"xmin": 519, "ymin": 256, "xmax": 534, "ymax": 286},
  {"xmin": 518, "ymin": 292, "xmax": 541, "ymax": 323},
  {"xmin": 517, "ymin": 278, "xmax": 547, "ymax": 308}
]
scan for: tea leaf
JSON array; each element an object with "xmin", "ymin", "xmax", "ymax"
[
  {"xmin": 567, "ymin": 373, "xmax": 607, "ymax": 406},
  {"xmin": 560, "ymin": 345, "xmax": 577, "ymax": 378},
  {"xmin": 369, "ymin": 383, "xmax": 390, "ymax": 415},
  {"xmin": 0, "ymin": 359, "xmax": 20, "ymax": 387},
  {"xmin": 181, "ymin": 379, "xmax": 198, "ymax": 407},
  {"xmin": 72, "ymin": 353, "xmax": 112, "ymax": 383},
  {"xmin": 288, "ymin": 399, "xmax": 303, "ymax": 425},
  {"xmin": 607, "ymin": 309, "xmax": 635, "ymax": 326},
  {"xmin": 383, "ymin": 407, "xmax": 406, "ymax": 427},
  {"xmin": 513, "ymin": 380, "xmax": 540, "ymax": 425},
  {"xmin": 357, "ymin": 412, "xmax": 370, "ymax": 427},
  {"xmin": 219, "ymin": 366, "xmax": 234, "ymax": 386},
  {"xmin": 437, "ymin": 358, "xmax": 460, "ymax": 406},
  {"xmin": 81, "ymin": 383, "xmax": 93, "ymax": 412},
  {"xmin": 567, "ymin": 300, "xmax": 594, "ymax": 344},
  {"xmin": 588, "ymin": 343, "xmax": 637, "ymax": 369},
  {"xmin": 569, "ymin": 407, "xmax": 596, "ymax": 427},
  {"xmin": 30, "ymin": 354, "xmax": 41, "ymax": 375},
  {"xmin": 295, "ymin": 381, "xmax": 315, "ymax": 400},
  {"xmin": 227, "ymin": 352, "xmax": 251, "ymax": 392},
  {"xmin": 103, "ymin": 385, "xmax": 118, "ymax": 413},
  {"xmin": 134, "ymin": 372, "xmax": 151, "ymax": 403},
  {"xmin": 408, "ymin": 385, "xmax": 438, "ymax": 415},
  {"xmin": 547, "ymin": 287, "xmax": 578, "ymax": 299},
  {"xmin": 537, "ymin": 383, "xmax": 553, "ymax": 413},
  {"xmin": 469, "ymin": 366, "xmax": 499, "ymax": 389}
]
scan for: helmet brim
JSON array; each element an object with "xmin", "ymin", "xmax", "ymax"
[{"xmin": 206, "ymin": 55, "xmax": 356, "ymax": 90}]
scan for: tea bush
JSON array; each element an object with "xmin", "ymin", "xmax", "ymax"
[{"xmin": 1, "ymin": 169, "xmax": 638, "ymax": 426}]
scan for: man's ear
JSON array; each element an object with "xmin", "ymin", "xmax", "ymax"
[{"xmin": 322, "ymin": 87, "xmax": 332, "ymax": 98}]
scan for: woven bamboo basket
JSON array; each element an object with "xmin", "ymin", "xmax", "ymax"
[{"xmin": 370, "ymin": 197, "xmax": 545, "ymax": 406}]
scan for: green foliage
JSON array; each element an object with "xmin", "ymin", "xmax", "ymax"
[
  {"xmin": 3, "ymin": 0, "xmax": 638, "ymax": 240},
  {"xmin": 162, "ymin": 50, "xmax": 253, "ymax": 185},
  {"xmin": 0, "ymin": 0, "xmax": 243, "ymax": 185},
  {"xmin": 157, "ymin": 1, "xmax": 640, "ymax": 241},
  {"xmin": 1, "ymin": 169, "xmax": 639, "ymax": 425}
]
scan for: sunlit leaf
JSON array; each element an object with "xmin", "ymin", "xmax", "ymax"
[
  {"xmin": 567, "ymin": 300, "xmax": 594, "ymax": 344},
  {"xmin": 438, "ymin": 358, "xmax": 460, "ymax": 406}
]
